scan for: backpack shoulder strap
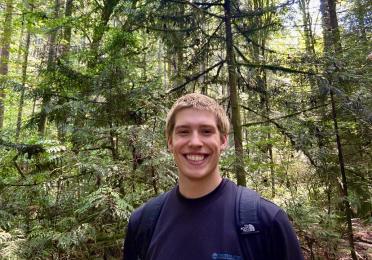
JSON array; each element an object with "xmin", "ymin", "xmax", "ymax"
[
  {"xmin": 236, "ymin": 186, "xmax": 268, "ymax": 259},
  {"xmin": 135, "ymin": 191, "xmax": 169, "ymax": 260},
  {"xmin": 235, "ymin": 185, "xmax": 261, "ymax": 235}
]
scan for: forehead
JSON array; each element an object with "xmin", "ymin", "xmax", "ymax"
[{"xmin": 174, "ymin": 108, "xmax": 218, "ymax": 128}]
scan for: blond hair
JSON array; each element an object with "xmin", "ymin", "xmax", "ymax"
[{"xmin": 165, "ymin": 93, "xmax": 230, "ymax": 140}]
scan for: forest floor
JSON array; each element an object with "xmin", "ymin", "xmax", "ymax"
[
  {"xmin": 337, "ymin": 218, "xmax": 372, "ymax": 260},
  {"xmin": 302, "ymin": 218, "xmax": 372, "ymax": 260}
]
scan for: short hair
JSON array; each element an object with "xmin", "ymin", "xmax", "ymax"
[{"xmin": 165, "ymin": 93, "xmax": 230, "ymax": 140}]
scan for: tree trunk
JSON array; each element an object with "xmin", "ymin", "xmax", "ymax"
[
  {"xmin": 72, "ymin": 0, "xmax": 119, "ymax": 151},
  {"xmin": 38, "ymin": 0, "xmax": 61, "ymax": 136},
  {"xmin": 16, "ymin": 18, "xmax": 32, "ymax": 141},
  {"xmin": 320, "ymin": 0, "xmax": 356, "ymax": 258},
  {"xmin": 55, "ymin": 0, "xmax": 74, "ymax": 142},
  {"xmin": 298, "ymin": 0, "xmax": 316, "ymax": 55},
  {"xmin": 224, "ymin": 0, "xmax": 246, "ymax": 186},
  {"xmin": 87, "ymin": 0, "xmax": 120, "ymax": 69},
  {"xmin": 300, "ymin": 0, "xmax": 331, "ymax": 217},
  {"xmin": 355, "ymin": 0, "xmax": 367, "ymax": 43},
  {"xmin": 330, "ymin": 89, "xmax": 357, "ymax": 260},
  {"xmin": 0, "ymin": 0, "xmax": 14, "ymax": 129},
  {"xmin": 63, "ymin": 0, "xmax": 73, "ymax": 52},
  {"xmin": 320, "ymin": 0, "xmax": 342, "ymax": 54}
]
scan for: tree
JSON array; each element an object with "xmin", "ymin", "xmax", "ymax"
[
  {"xmin": 37, "ymin": 0, "xmax": 61, "ymax": 136},
  {"xmin": 0, "ymin": 0, "xmax": 14, "ymax": 128},
  {"xmin": 320, "ymin": 0, "xmax": 357, "ymax": 258},
  {"xmin": 0, "ymin": 0, "xmax": 371, "ymax": 258},
  {"xmin": 16, "ymin": 2, "xmax": 33, "ymax": 141},
  {"xmin": 224, "ymin": 0, "xmax": 246, "ymax": 186}
]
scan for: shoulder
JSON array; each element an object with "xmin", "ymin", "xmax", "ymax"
[
  {"xmin": 237, "ymin": 185, "xmax": 289, "ymax": 228},
  {"xmin": 255, "ymin": 195, "xmax": 295, "ymax": 232},
  {"xmin": 128, "ymin": 190, "xmax": 173, "ymax": 227},
  {"xmin": 259, "ymin": 198, "xmax": 284, "ymax": 222},
  {"xmin": 257, "ymin": 197, "xmax": 299, "ymax": 240},
  {"xmin": 257, "ymin": 198, "xmax": 304, "ymax": 259},
  {"xmin": 127, "ymin": 203, "xmax": 144, "ymax": 227}
]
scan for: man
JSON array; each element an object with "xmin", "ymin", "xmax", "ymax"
[{"xmin": 123, "ymin": 93, "xmax": 304, "ymax": 260}]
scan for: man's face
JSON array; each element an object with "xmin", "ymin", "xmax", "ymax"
[{"xmin": 168, "ymin": 108, "xmax": 227, "ymax": 182}]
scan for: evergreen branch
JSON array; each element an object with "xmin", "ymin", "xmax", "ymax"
[
  {"xmin": 48, "ymin": 92, "xmax": 107, "ymax": 104},
  {"xmin": 192, "ymin": 1, "xmax": 223, "ymax": 7},
  {"xmin": 0, "ymin": 138, "xmax": 45, "ymax": 178},
  {"xmin": 167, "ymin": 60, "xmax": 225, "ymax": 93},
  {"xmin": 241, "ymin": 105, "xmax": 318, "ymax": 168},
  {"xmin": 234, "ymin": 24, "xmax": 279, "ymax": 54},
  {"xmin": 209, "ymin": 61, "xmax": 225, "ymax": 85},
  {"xmin": 56, "ymin": 59, "xmax": 92, "ymax": 85},
  {"xmin": 236, "ymin": 64, "xmax": 265, "ymax": 94},
  {"xmin": 242, "ymin": 104, "xmax": 330, "ymax": 127},
  {"xmin": 237, "ymin": 61, "xmax": 315, "ymax": 75},
  {"xmin": 1, "ymin": 171, "xmax": 93, "ymax": 187},
  {"xmin": 0, "ymin": 138, "xmax": 44, "ymax": 158},
  {"xmin": 186, "ymin": 21, "xmax": 224, "ymax": 70},
  {"xmin": 141, "ymin": 24, "xmax": 198, "ymax": 33},
  {"xmin": 232, "ymin": 0, "xmax": 294, "ymax": 19},
  {"xmin": 234, "ymin": 46, "xmax": 315, "ymax": 75},
  {"xmin": 168, "ymin": 0, "xmax": 224, "ymax": 19}
]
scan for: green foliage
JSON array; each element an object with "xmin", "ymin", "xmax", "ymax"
[{"xmin": 0, "ymin": 0, "xmax": 370, "ymax": 258}]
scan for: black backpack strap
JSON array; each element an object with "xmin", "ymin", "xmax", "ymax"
[
  {"xmin": 135, "ymin": 192, "xmax": 169, "ymax": 260},
  {"xmin": 236, "ymin": 186, "xmax": 267, "ymax": 259},
  {"xmin": 235, "ymin": 185, "xmax": 261, "ymax": 234}
]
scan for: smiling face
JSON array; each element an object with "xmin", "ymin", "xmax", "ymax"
[{"xmin": 168, "ymin": 108, "xmax": 228, "ymax": 182}]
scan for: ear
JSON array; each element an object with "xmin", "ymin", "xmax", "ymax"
[
  {"xmin": 220, "ymin": 134, "xmax": 228, "ymax": 150},
  {"xmin": 167, "ymin": 136, "xmax": 173, "ymax": 152}
]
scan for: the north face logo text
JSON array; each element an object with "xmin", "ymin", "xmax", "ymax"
[
  {"xmin": 211, "ymin": 253, "xmax": 242, "ymax": 260},
  {"xmin": 241, "ymin": 224, "xmax": 255, "ymax": 232}
]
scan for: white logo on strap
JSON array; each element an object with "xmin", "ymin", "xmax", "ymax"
[{"xmin": 241, "ymin": 224, "xmax": 255, "ymax": 232}]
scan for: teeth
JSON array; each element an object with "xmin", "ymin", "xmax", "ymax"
[{"xmin": 186, "ymin": 155, "xmax": 205, "ymax": 161}]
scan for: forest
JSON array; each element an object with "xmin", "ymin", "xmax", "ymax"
[{"xmin": 0, "ymin": 0, "xmax": 371, "ymax": 259}]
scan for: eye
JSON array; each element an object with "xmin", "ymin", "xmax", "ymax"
[
  {"xmin": 201, "ymin": 128, "xmax": 214, "ymax": 135},
  {"xmin": 176, "ymin": 129, "xmax": 190, "ymax": 135}
]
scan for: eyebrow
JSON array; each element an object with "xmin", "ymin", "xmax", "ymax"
[{"xmin": 174, "ymin": 124, "xmax": 216, "ymax": 129}]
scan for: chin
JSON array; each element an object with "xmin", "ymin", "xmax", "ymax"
[{"xmin": 181, "ymin": 170, "xmax": 215, "ymax": 181}]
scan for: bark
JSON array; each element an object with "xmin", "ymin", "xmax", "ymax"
[
  {"xmin": 355, "ymin": 0, "xmax": 367, "ymax": 43},
  {"xmin": 109, "ymin": 122, "xmax": 119, "ymax": 160},
  {"xmin": 72, "ymin": 0, "xmax": 119, "ymax": 151},
  {"xmin": 320, "ymin": 0, "xmax": 342, "ymax": 54},
  {"xmin": 0, "ymin": 0, "xmax": 14, "ymax": 129},
  {"xmin": 63, "ymin": 0, "xmax": 73, "ymax": 52},
  {"xmin": 321, "ymin": 0, "xmax": 356, "ymax": 258},
  {"xmin": 300, "ymin": 0, "xmax": 331, "ymax": 216},
  {"xmin": 330, "ymin": 89, "xmax": 357, "ymax": 260},
  {"xmin": 298, "ymin": 0, "xmax": 315, "ymax": 55},
  {"xmin": 248, "ymin": 0, "xmax": 274, "ymax": 194},
  {"xmin": 151, "ymin": 165, "xmax": 159, "ymax": 195},
  {"xmin": 38, "ymin": 0, "xmax": 61, "ymax": 136},
  {"xmin": 56, "ymin": 0, "xmax": 74, "ymax": 142},
  {"xmin": 16, "ymin": 22, "xmax": 32, "ymax": 141},
  {"xmin": 224, "ymin": 0, "xmax": 246, "ymax": 186},
  {"xmin": 87, "ymin": 0, "xmax": 120, "ymax": 69}
]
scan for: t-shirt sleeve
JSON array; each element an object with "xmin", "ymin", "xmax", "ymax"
[{"xmin": 269, "ymin": 209, "xmax": 304, "ymax": 260}]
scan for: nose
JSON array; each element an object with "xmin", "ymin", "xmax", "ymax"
[{"xmin": 189, "ymin": 131, "xmax": 203, "ymax": 147}]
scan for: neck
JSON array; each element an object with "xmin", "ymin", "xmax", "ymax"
[{"xmin": 178, "ymin": 173, "xmax": 222, "ymax": 199}]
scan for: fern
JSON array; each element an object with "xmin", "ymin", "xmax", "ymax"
[
  {"xmin": 0, "ymin": 228, "xmax": 25, "ymax": 259},
  {"xmin": 75, "ymin": 186, "xmax": 133, "ymax": 222}
]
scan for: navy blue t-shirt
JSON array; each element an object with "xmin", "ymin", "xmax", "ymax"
[
  {"xmin": 148, "ymin": 179, "xmax": 242, "ymax": 260},
  {"xmin": 123, "ymin": 179, "xmax": 304, "ymax": 260}
]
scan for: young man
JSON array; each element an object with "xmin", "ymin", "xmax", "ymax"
[{"xmin": 123, "ymin": 93, "xmax": 304, "ymax": 260}]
